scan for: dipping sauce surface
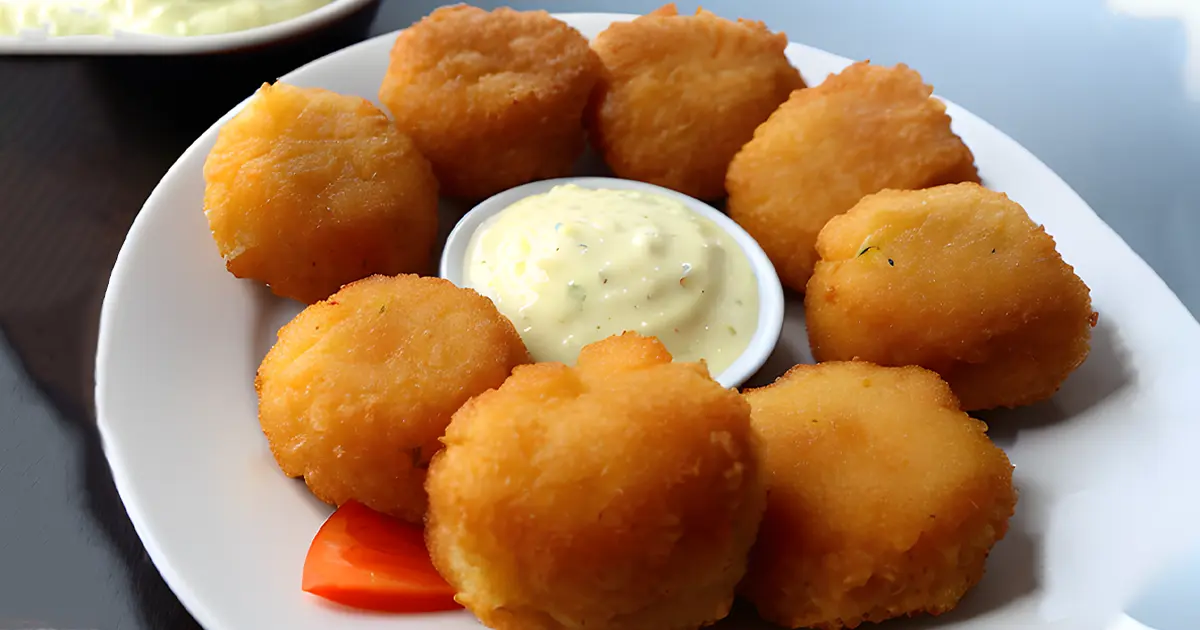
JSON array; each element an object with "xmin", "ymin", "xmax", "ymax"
[
  {"xmin": 0, "ymin": 0, "xmax": 330, "ymax": 36},
  {"xmin": 465, "ymin": 184, "xmax": 759, "ymax": 374}
]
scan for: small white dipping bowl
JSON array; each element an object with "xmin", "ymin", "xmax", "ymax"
[{"xmin": 440, "ymin": 176, "xmax": 784, "ymax": 390}]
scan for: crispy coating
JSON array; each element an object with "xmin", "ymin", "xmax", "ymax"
[
  {"xmin": 726, "ymin": 62, "xmax": 979, "ymax": 291},
  {"xmin": 379, "ymin": 5, "xmax": 600, "ymax": 199},
  {"xmin": 806, "ymin": 183, "xmax": 1096, "ymax": 410},
  {"xmin": 203, "ymin": 83, "xmax": 439, "ymax": 304},
  {"xmin": 587, "ymin": 4, "xmax": 804, "ymax": 199},
  {"xmin": 740, "ymin": 362, "xmax": 1017, "ymax": 629},
  {"xmin": 426, "ymin": 333, "xmax": 765, "ymax": 630},
  {"xmin": 256, "ymin": 274, "xmax": 529, "ymax": 523}
]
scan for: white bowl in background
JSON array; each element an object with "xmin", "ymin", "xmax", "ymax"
[
  {"xmin": 439, "ymin": 176, "xmax": 785, "ymax": 390},
  {"xmin": 0, "ymin": 0, "xmax": 376, "ymax": 54}
]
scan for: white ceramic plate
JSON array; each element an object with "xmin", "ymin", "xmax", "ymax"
[
  {"xmin": 94, "ymin": 12, "xmax": 1200, "ymax": 630},
  {"xmin": 0, "ymin": 0, "xmax": 373, "ymax": 54}
]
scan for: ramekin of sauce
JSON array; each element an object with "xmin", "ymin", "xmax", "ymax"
[{"xmin": 440, "ymin": 177, "xmax": 784, "ymax": 389}]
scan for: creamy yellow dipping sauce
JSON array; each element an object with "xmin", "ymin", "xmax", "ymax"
[
  {"xmin": 466, "ymin": 185, "xmax": 759, "ymax": 375},
  {"xmin": 0, "ymin": 0, "xmax": 330, "ymax": 36}
]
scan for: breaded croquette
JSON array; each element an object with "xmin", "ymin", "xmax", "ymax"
[
  {"xmin": 379, "ymin": 5, "xmax": 600, "ymax": 199},
  {"xmin": 426, "ymin": 333, "xmax": 765, "ymax": 630},
  {"xmin": 587, "ymin": 4, "xmax": 804, "ymax": 199},
  {"xmin": 726, "ymin": 62, "xmax": 979, "ymax": 291},
  {"xmin": 806, "ymin": 183, "xmax": 1096, "ymax": 410},
  {"xmin": 204, "ymin": 82, "xmax": 439, "ymax": 304},
  {"xmin": 740, "ymin": 362, "xmax": 1017, "ymax": 629},
  {"xmin": 256, "ymin": 274, "xmax": 529, "ymax": 523}
]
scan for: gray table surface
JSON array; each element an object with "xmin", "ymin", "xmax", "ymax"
[{"xmin": 0, "ymin": 0, "xmax": 1196, "ymax": 629}]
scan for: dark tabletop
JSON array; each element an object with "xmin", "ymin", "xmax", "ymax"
[{"xmin": 1, "ymin": 0, "xmax": 1197, "ymax": 628}]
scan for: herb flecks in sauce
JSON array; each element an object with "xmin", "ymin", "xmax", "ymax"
[{"xmin": 465, "ymin": 185, "xmax": 759, "ymax": 374}]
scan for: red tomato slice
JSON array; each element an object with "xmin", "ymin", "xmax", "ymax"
[{"xmin": 301, "ymin": 500, "xmax": 459, "ymax": 613}]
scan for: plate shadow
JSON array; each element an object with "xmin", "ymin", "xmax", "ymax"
[
  {"xmin": 742, "ymin": 289, "xmax": 810, "ymax": 389},
  {"xmin": 886, "ymin": 485, "xmax": 1042, "ymax": 628},
  {"xmin": 982, "ymin": 316, "xmax": 1132, "ymax": 447},
  {"xmin": 711, "ymin": 486, "xmax": 1042, "ymax": 630}
]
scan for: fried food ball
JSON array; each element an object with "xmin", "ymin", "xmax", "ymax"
[
  {"xmin": 426, "ymin": 333, "xmax": 765, "ymax": 630},
  {"xmin": 379, "ymin": 5, "xmax": 599, "ymax": 199},
  {"xmin": 256, "ymin": 274, "xmax": 529, "ymax": 523},
  {"xmin": 587, "ymin": 4, "xmax": 804, "ymax": 199},
  {"xmin": 203, "ymin": 82, "xmax": 439, "ymax": 304},
  {"xmin": 740, "ymin": 361, "xmax": 1016, "ymax": 629},
  {"xmin": 806, "ymin": 183, "xmax": 1096, "ymax": 410},
  {"xmin": 726, "ymin": 62, "xmax": 979, "ymax": 291}
]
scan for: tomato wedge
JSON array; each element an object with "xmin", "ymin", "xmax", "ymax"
[{"xmin": 302, "ymin": 500, "xmax": 459, "ymax": 613}]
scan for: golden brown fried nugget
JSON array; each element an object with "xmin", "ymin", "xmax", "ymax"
[
  {"xmin": 379, "ymin": 5, "xmax": 599, "ymax": 199},
  {"xmin": 203, "ymin": 83, "xmax": 438, "ymax": 304},
  {"xmin": 587, "ymin": 4, "xmax": 804, "ymax": 199},
  {"xmin": 426, "ymin": 333, "xmax": 764, "ymax": 630},
  {"xmin": 726, "ymin": 62, "xmax": 979, "ymax": 291},
  {"xmin": 806, "ymin": 183, "xmax": 1096, "ymax": 410},
  {"xmin": 741, "ymin": 362, "xmax": 1016, "ymax": 629},
  {"xmin": 256, "ymin": 274, "xmax": 529, "ymax": 523}
]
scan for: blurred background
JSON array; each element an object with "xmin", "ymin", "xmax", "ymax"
[{"xmin": 0, "ymin": 0, "xmax": 1196, "ymax": 628}]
